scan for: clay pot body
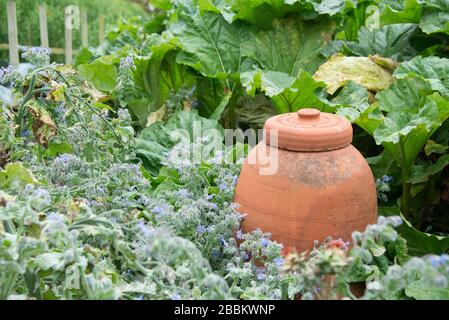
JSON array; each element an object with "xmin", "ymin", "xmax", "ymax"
[{"xmin": 235, "ymin": 109, "xmax": 377, "ymax": 254}]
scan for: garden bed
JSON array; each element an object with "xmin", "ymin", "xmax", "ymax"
[{"xmin": 1, "ymin": 0, "xmax": 449, "ymax": 300}]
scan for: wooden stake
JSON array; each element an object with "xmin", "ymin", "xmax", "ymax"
[
  {"xmin": 6, "ymin": 1, "xmax": 19, "ymax": 66},
  {"xmin": 81, "ymin": 10, "xmax": 89, "ymax": 48},
  {"xmin": 64, "ymin": 8, "xmax": 73, "ymax": 64},
  {"xmin": 39, "ymin": 5, "xmax": 49, "ymax": 48}
]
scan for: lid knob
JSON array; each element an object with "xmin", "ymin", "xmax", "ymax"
[{"xmin": 297, "ymin": 108, "xmax": 320, "ymax": 120}]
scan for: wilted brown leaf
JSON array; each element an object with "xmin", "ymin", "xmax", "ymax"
[{"xmin": 28, "ymin": 101, "xmax": 57, "ymax": 148}]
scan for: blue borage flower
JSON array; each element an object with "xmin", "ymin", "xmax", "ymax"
[
  {"xmin": 428, "ymin": 254, "xmax": 449, "ymax": 268},
  {"xmin": 211, "ymin": 249, "xmax": 221, "ymax": 258},
  {"xmin": 170, "ymin": 293, "xmax": 181, "ymax": 300},
  {"xmin": 137, "ymin": 195, "xmax": 152, "ymax": 207},
  {"xmin": 33, "ymin": 188, "xmax": 48, "ymax": 197},
  {"xmin": 196, "ymin": 225, "xmax": 207, "ymax": 234},
  {"xmin": 138, "ymin": 220, "xmax": 152, "ymax": 237},
  {"xmin": 0, "ymin": 65, "xmax": 20, "ymax": 85},
  {"xmin": 119, "ymin": 56, "xmax": 135, "ymax": 70},
  {"xmin": 176, "ymin": 189, "xmax": 191, "ymax": 198},
  {"xmin": 273, "ymin": 257, "xmax": 284, "ymax": 267},
  {"xmin": 152, "ymin": 203, "xmax": 172, "ymax": 216},
  {"xmin": 260, "ymin": 238, "xmax": 270, "ymax": 248},
  {"xmin": 47, "ymin": 212, "xmax": 64, "ymax": 223},
  {"xmin": 21, "ymin": 47, "xmax": 51, "ymax": 66},
  {"xmin": 21, "ymin": 130, "xmax": 30, "ymax": 137},
  {"xmin": 219, "ymin": 235, "xmax": 228, "ymax": 247},
  {"xmin": 117, "ymin": 108, "xmax": 132, "ymax": 124},
  {"xmin": 218, "ymin": 183, "xmax": 227, "ymax": 192}
]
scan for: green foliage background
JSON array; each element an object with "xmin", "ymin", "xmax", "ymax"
[{"xmin": 0, "ymin": 0, "xmax": 145, "ymax": 63}]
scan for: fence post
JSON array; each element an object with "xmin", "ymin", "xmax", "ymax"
[
  {"xmin": 98, "ymin": 15, "xmax": 105, "ymax": 45},
  {"xmin": 39, "ymin": 5, "xmax": 49, "ymax": 48},
  {"xmin": 6, "ymin": 0, "xmax": 19, "ymax": 66},
  {"xmin": 81, "ymin": 10, "xmax": 88, "ymax": 48},
  {"xmin": 64, "ymin": 8, "xmax": 73, "ymax": 64}
]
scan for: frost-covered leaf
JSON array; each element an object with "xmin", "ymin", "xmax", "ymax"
[{"xmin": 313, "ymin": 53, "xmax": 394, "ymax": 94}]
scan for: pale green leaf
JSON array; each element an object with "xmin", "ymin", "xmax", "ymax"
[{"xmin": 313, "ymin": 53, "xmax": 394, "ymax": 94}]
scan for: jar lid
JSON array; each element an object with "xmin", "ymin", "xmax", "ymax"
[{"xmin": 264, "ymin": 108, "xmax": 353, "ymax": 151}]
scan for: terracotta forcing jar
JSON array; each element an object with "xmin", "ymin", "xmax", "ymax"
[{"xmin": 235, "ymin": 108, "xmax": 377, "ymax": 254}]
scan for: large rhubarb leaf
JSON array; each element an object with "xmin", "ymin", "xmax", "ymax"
[
  {"xmin": 169, "ymin": 11, "xmax": 242, "ymax": 80},
  {"xmin": 78, "ymin": 55, "xmax": 118, "ymax": 92},
  {"xmin": 419, "ymin": 0, "xmax": 449, "ymax": 35},
  {"xmin": 241, "ymin": 17, "xmax": 335, "ymax": 76},
  {"xmin": 374, "ymin": 92, "xmax": 449, "ymax": 169},
  {"xmin": 343, "ymin": 24, "xmax": 419, "ymax": 62},
  {"xmin": 381, "ymin": 206, "xmax": 449, "ymax": 256},
  {"xmin": 376, "ymin": 76, "xmax": 432, "ymax": 113},
  {"xmin": 286, "ymin": 0, "xmax": 353, "ymax": 16},
  {"xmin": 330, "ymin": 81, "xmax": 371, "ymax": 122},
  {"xmin": 199, "ymin": 0, "xmax": 286, "ymax": 24},
  {"xmin": 199, "ymin": 0, "xmax": 354, "ymax": 24},
  {"xmin": 136, "ymin": 110, "xmax": 224, "ymax": 174},
  {"xmin": 241, "ymin": 69, "xmax": 328, "ymax": 113},
  {"xmin": 394, "ymin": 56, "xmax": 449, "ymax": 98},
  {"xmin": 379, "ymin": 0, "xmax": 422, "ymax": 25}
]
